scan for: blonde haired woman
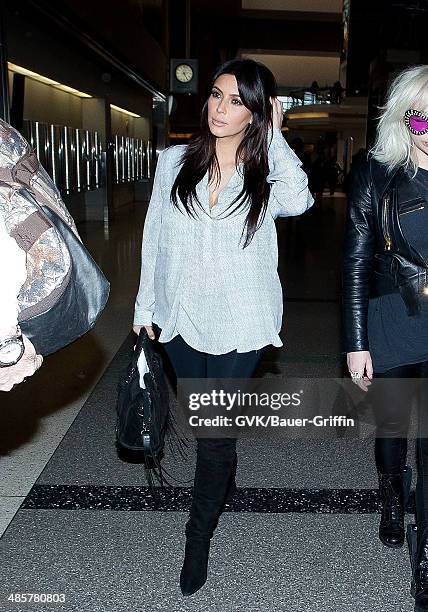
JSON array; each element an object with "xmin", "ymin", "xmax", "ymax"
[{"xmin": 343, "ymin": 65, "xmax": 428, "ymax": 611}]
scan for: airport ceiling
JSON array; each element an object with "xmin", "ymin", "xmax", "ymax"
[
  {"xmin": 187, "ymin": 0, "xmax": 343, "ymax": 88},
  {"xmin": 241, "ymin": 0, "xmax": 342, "ymax": 12}
]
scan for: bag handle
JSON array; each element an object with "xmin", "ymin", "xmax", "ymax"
[
  {"xmin": 0, "ymin": 149, "xmax": 71, "ymax": 227},
  {"xmin": 10, "ymin": 210, "xmax": 51, "ymax": 253}
]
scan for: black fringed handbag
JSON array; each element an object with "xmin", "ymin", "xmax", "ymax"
[{"xmin": 115, "ymin": 328, "xmax": 189, "ymax": 490}]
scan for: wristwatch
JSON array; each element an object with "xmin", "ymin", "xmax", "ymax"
[{"xmin": 0, "ymin": 326, "xmax": 25, "ymax": 367}]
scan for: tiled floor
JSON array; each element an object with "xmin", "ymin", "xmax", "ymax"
[{"xmin": 0, "ymin": 512, "xmax": 416, "ymax": 612}]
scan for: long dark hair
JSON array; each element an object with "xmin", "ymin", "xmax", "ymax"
[{"xmin": 171, "ymin": 58, "xmax": 277, "ymax": 248}]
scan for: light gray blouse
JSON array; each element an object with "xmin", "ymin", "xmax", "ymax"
[{"xmin": 133, "ymin": 127, "xmax": 313, "ymax": 354}]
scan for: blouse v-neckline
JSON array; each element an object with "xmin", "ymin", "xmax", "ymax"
[{"xmin": 207, "ymin": 163, "xmax": 243, "ymax": 210}]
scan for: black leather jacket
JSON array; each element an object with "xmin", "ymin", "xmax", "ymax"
[{"xmin": 342, "ymin": 155, "xmax": 428, "ymax": 353}]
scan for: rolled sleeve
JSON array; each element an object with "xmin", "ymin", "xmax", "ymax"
[
  {"xmin": 267, "ymin": 127, "xmax": 314, "ymax": 219},
  {"xmin": 133, "ymin": 149, "xmax": 166, "ymax": 327}
]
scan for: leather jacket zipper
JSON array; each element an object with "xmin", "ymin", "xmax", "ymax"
[
  {"xmin": 383, "ymin": 194, "xmax": 392, "ymax": 251},
  {"xmin": 379, "ymin": 188, "xmax": 428, "ymax": 298},
  {"xmin": 400, "ymin": 203, "xmax": 424, "ymax": 215},
  {"xmin": 396, "ymin": 198, "xmax": 428, "ymax": 293}
]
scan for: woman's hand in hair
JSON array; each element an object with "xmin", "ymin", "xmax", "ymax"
[
  {"xmin": 347, "ymin": 350, "xmax": 373, "ymax": 392},
  {"xmin": 132, "ymin": 325, "xmax": 156, "ymax": 340},
  {"xmin": 270, "ymin": 97, "xmax": 284, "ymax": 130}
]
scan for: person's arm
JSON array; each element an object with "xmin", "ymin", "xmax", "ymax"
[
  {"xmin": 133, "ymin": 149, "xmax": 167, "ymax": 328},
  {"xmin": 342, "ymin": 157, "xmax": 375, "ymax": 354},
  {"xmin": 0, "ymin": 213, "xmax": 43, "ymax": 391},
  {"xmin": 267, "ymin": 127, "xmax": 314, "ymax": 219},
  {"xmin": 0, "ymin": 214, "xmax": 27, "ymax": 337}
]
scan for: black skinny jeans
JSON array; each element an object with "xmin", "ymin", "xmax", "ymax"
[
  {"xmin": 373, "ymin": 361, "xmax": 428, "ymax": 533},
  {"xmin": 152, "ymin": 322, "xmax": 264, "ymax": 494}
]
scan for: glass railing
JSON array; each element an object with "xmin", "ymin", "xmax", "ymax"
[
  {"xmin": 22, "ymin": 120, "xmax": 152, "ymax": 196},
  {"xmin": 279, "ymin": 86, "xmax": 345, "ymax": 113},
  {"xmin": 113, "ymin": 135, "xmax": 152, "ymax": 184},
  {"xmin": 23, "ymin": 120, "xmax": 103, "ymax": 195}
]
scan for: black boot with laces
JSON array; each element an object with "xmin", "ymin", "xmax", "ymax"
[{"xmin": 378, "ymin": 469, "xmax": 410, "ymax": 548}]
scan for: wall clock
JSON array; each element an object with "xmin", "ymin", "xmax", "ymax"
[{"xmin": 170, "ymin": 59, "xmax": 198, "ymax": 94}]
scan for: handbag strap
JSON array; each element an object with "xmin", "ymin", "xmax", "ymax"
[
  {"xmin": 10, "ymin": 210, "xmax": 51, "ymax": 253},
  {"xmin": 0, "ymin": 149, "xmax": 70, "ymax": 225}
]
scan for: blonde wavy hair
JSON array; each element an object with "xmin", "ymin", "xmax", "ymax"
[{"xmin": 370, "ymin": 64, "xmax": 428, "ymax": 175}]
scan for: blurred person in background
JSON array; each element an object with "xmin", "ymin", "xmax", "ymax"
[
  {"xmin": 326, "ymin": 157, "xmax": 341, "ymax": 195},
  {"xmin": 310, "ymin": 146, "xmax": 327, "ymax": 207}
]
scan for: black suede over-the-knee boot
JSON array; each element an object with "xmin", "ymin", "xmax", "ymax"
[
  {"xmin": 180, "ymin": 437, "xmax": 237, "ymax": 596},
  {"xmin": 224, "ymin": 450, "xmax": 238, "ymax": 505}
]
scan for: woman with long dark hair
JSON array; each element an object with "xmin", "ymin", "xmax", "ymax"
[
  {"xmin": 133, "ymin": 58, "xmax": 313, "ymax": 596},
  {"xmin": 343, "ymin": 65, "xmax": 428, "ymax": 611}
]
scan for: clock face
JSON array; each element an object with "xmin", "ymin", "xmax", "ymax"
[{"xmin": 175, "ymin": 63, "xmax": 194, "ymax": 83}]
